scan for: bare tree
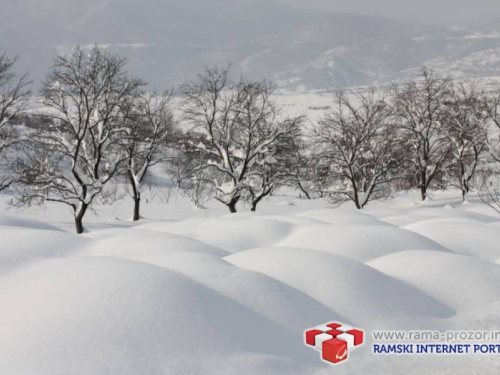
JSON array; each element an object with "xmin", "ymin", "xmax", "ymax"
[
  {"xmin": 477, "ymin": 171, "xmax": 500, "ymax": 215},
  {"xmin": 182, "ymin": 169, "xmax": 215, "ymax": 209},
  {"xmin": 296, "ymin": 150, "xmax": 335, "ymax": 199},
  {"xmin": 288, "ymin": 140, "xmax": 313, "ymax": 199},
  {"xmin": 487, "ymin": 83, "xmax": 500, "ymax": 163},
  {"xmin": 0, "ymin": 52, "xmax": 31, "ymax": 191},
  {"xmin": 124, "ymin": 91, "xmax": 175, "ymax": 221},
  {"xmin": 443, "ymin": 80, "xmax": 488, "ymax": 201},
  {"xmin": 16, "ymin": 46, "xmax": 144, "ymax": 234},
  {"xmin": 391, "ymin": 68, "xmax": 451, "ymax": 201},
  {"xmin": 246, "ymin": 127, "xmax": 302, "ymax": 211},
  {"xmin": 181, "ymin": 66, "xmax": 303, "ymax": 213},
  {"xmin": 163, "ymin": 132, "xmax": 203, "ymax": 202},
  {"xmin": 96, "ymin": 179, "xmax": 127, "ymax": 206},
  {"xmin": 286, "ymin": 138, "xmax": 334, "ymax": 200},
  {"xmin": 311, "ymin": 88, "xmax": 399, "ymax": 209},
  {"xmin": 181, "ymin": 67, "xmax": 240, "ymax": 212}
]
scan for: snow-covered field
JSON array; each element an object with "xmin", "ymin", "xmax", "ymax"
[{"xmin": 1, "ymin": 190, "xmax": 500, "ymax": 374}]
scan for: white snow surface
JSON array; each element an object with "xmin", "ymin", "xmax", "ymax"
[{"xmin": 1, "ymin": 191, "xmax": 500, "ymax": 374}]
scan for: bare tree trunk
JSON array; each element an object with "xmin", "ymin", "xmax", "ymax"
[
  {"xmin": 420, "ymin": 169, "xmax": 427, "ymax": 201},
  {"xmin": 463, "ymin": 174, "xmax": 471, "ymax": 202},
  {"xmin": 129, "ymin": 172, "xmax": 142, "ymax": 221},
  {"xmin": 227, "ymin": 196, "xmax": 239, "ymax": 213},
  {"xmin": 251, "ymin": 196, "xmax": 264, "ymax": 212},
  {"xmin": 420, "ymin": 186, "xmax": 426, "ymax": 201},
  {"xmin": 133, "ymin": 196, "xmax": 141, "ymax": 221},
  {"xmin": 459, "ymin": 161, "xmax": 466, "ymax": 202},
  {"xmin": 360, "ymin": 178, "xmax": 379, "ymax": 209},
  {"xmin": 74, "ymin": 203, "xmax": 89, "ymax": 234},
  {"xmin": 351, "ymin": 177, "xmax": 362, "ymax": 209},
  {"xmin": 297, "ymin": 182, "xmax": 311, "ymax": 200},
  {"xmin": 175, "ymin": 181, "xmax": 181, "ymax": 203},
  {"xmin": 228, "ymin": 202, "xmax": 237, "ymax": 213}
]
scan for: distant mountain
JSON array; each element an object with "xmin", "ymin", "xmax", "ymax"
[
  {"xmin": 1, "ymin": 0, "xmax": 500, "ymax": 90},
  {"xmin": 477, "ymin": 17, "xmax": 500, "ymax": 33}
]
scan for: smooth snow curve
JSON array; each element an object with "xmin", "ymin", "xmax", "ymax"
[{"xmin": 0, "ymin": 197, "xmax": 500, "ymax": 374}]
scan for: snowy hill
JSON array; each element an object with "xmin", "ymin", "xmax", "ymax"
[
  {"xmin": 1, "ymin": 191, "xmax": 500, "ymax": 374},
  {"xmin": 3, "ymin": 0, "xmax": 500, "ymax": 90}
]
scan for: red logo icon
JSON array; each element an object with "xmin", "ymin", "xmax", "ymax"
[{"xmin": 304, "ymin": 322, "xmax": 364, "ymax": 364}]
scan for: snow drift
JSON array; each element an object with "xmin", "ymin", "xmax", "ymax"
[{"xmin": 1, "ymin": 200, "xmax": 500, "ymax": 374}]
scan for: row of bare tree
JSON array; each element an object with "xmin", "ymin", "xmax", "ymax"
[
  {"xmin": 308, "ymin": 70, "xmax": 500, "ymax": 209},
  {"xmin": 1, "ymin": 46, "xmax": 500, "ymax": 233}
]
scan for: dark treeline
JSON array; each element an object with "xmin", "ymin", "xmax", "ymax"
[{"xmin": 1, "ymin": 46, "xmax": 500, "ymax": 233}]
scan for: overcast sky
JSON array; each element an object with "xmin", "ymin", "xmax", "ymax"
[
  {"xmin": 278, "ymin": 0, "xmax": 500, "ymax": 26},
  {"xmin": 1, "ymin": 0, "xmax": 499, "ymax": 29}
]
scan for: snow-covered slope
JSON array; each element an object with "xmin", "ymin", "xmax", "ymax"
[{"xmin": 1, "ymin": 194, "xmax": 500, "ymax": 374}]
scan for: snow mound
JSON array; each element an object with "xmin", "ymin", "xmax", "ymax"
[
  {"xmin": 369, "ymin": 250, "xmax": 500, "ymax": 311},
  {"xmin": 410, "ymin": 207, "xmax": 498, "ymax": 223},
  {"xmin": 226, "ymin": 247, "xmax": 454, "ymax": 328},
  {"xmin": 403, "ymin": 216, "xmax": 486, "ymax": 226},
  {"xmin": 257, "ymin": 214, "xmax": 328, "ymax": 226},
  {"xmin": 277, "ymin": 225, "xmax": 448, "ymax": 262},
  {"xmin": 297, "ymin": 208, "xmax": 391, "ymax": 226},
  {"xmin": 376, "ymin": 213, "xmax": 434, "ymax": 226},
  {"xmin": 136, "ymin": 217, "xmax": 294, "ymax": 252},
  {"xmin": 2, "ymin": 200, "xmax": 500, "ymax": 374},
  {"xmin": 0, "ymin": 214, "xmax": 62, "ymax": 232},
  {"xmin": 0, "ymin": 256, "xmax": 322, "ymax": 375},
  {"xmin": 0, "ymin": 227, "xmax": 91, "ymax": 258},
  {"xmin": 135, "ymin": 217, "xmax": 207, "ymax": 232},
  {"xmin": 405, "ymin": 221, "xmax": 500, "ymax": 262},
  {"xmin": 113, "ymin": 252, "xmax": 338, "ymax": 331},
  {"xmin": 82, "ymin": 229, "xmax": 228, "ymax": 257}
]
